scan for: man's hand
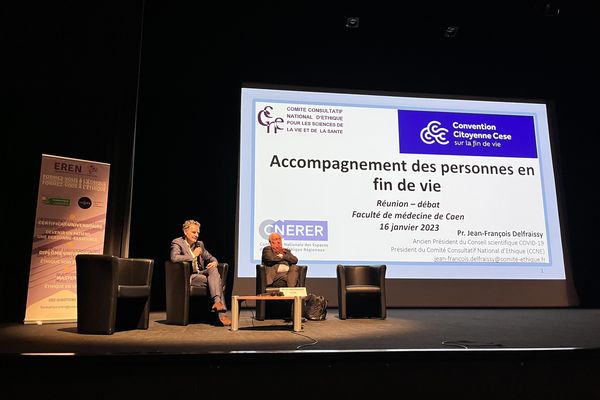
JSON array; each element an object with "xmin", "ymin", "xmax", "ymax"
[
  {"xmin": 193, "ymin": 247, "xmax": 203, "ymax": 257},
  {"xmin": 206, "ymin": 261, "xmax": 218, "ymax": 269}
]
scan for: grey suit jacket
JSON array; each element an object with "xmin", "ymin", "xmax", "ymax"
[{"xmin": 170, "ymin": 237, "xmax": 217, "ymax": 271}]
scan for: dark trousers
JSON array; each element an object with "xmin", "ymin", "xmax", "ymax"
[{"xmin": 267, "ymin": 264, "xmax": 300, "ymax": 287}]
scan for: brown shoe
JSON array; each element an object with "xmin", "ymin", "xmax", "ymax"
[
  {"xmin": 212, "ymin": 302, "xmax": 226, "ymax": 312},
  {"xmin": 218, "ymin": 314, "xmax": 231, "ymax": 326}
]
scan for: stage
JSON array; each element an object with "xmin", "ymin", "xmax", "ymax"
[
  {"xmin": 2, "ymin": 308, "xmax": 600, "ymax": 353},
  {"xmin": 1, "ymin": 308, "xmax": 600, "ymax": 397}
]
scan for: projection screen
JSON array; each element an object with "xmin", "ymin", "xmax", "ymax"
[{"xmin": 235, "ymin": 84, "xmax": 577, "ymax": 307}]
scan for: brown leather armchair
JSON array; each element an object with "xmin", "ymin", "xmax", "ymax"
[
  {"xmin": 164, "ymin": 260, "xmax": 228, "ymax": 325},
  {"xmin": 75, "ymin": 254, "xmax": 154, "ymax": 334},
  {"xmin": 336, "ymin": 264, "xmax": 386, "ymax": 320},
  {"xmin": 255, "ymin": 264, "xmax": 308, "ymax": 320}
]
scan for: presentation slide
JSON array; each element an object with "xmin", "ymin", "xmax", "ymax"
[{"xmin": 237, "ymin": 86, "xmax": 566, "ymax": 280}]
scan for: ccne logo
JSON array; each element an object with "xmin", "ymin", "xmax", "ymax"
[
  {"xmin": 259, "ymin": 219, "xmax": 328, "ymax": 241},
  {"xmin": 257, "ymin": 106, "xmax": 284, "ymax": 134},
  {"xmin": 420, "ymin": 120, "xmax": 449, "ymax": 145}
]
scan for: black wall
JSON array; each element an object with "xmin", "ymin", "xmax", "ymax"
[
  {"xmin": 4, "ymin": 2, "xmax": 144, "ymax": 322},
  {"xmin": 4, "ymin": 1, "xmax": 599, "ymax": 322}
]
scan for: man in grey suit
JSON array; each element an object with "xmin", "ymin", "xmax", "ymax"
[
  {"xmin": 261, "ymin": 232, "xmax": 300, "ymax": 287},
  {"xmin": 170, "ymin": 219, "xmax": 231, "ymax": 326}
]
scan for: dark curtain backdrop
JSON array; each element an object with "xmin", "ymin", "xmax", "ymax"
[{"xmin": 3, "ymin": 2, "xmax": 144, "ymax": 322}]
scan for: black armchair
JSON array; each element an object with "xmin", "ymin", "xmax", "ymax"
[
  {"xmin": 255, "ymin": 264, "xmax": 308, "ymax": 320},
  {"xmin": 336, "ymin": 264, "xmax": 386, "ymax": 320},
  {"xmin": 75, "ymin": 254, "xmax": 154, "ymax": 334},
  {"xmin": 165, "ymin": 261, "xmax": 228, "ymax": 325}
]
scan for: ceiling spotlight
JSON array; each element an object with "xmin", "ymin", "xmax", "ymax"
[
  {"xmin": 544, "ymin": 2, "xmax": 560, "ymax": 16},
  {"xmin": 346, "ymin": 17, "xmax": 360, "ymax": 29},
  {"xmin": 443, "ymin": 25, "xmax": 459, "ymax": 38}
]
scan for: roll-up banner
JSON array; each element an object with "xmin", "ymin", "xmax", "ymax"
[{"xmin": 24, "ymin": 154, "xmax": 110, "ymax": 324}]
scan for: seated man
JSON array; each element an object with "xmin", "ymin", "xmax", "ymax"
[
  {"xmin": 170, "ymin": 219, "xmax": 231, "ymax": 326},
  {"xmin": 261, "ymin": 232, "xmax": 300, "ymax": 288}
]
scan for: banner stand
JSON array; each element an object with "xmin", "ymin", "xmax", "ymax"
[{"xmin": 24, "ymin": 154, "xmax": 110, "ymax": 324}]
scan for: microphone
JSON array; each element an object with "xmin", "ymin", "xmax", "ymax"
[{"xmin": 193, "ymin": 241, "xmax": 203, "ymax": 255}]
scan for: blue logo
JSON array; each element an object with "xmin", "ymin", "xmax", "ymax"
[
  {"xmin": 420, "ymin": 120, "xmax": 449, "ymax": 145},
  {"xmin": 398, "ymin": 110, "xmax": 537, "ymax": 158},
  {"xmin": 259, "ymin": 219, "xmax": 328, "ymax": 241}
]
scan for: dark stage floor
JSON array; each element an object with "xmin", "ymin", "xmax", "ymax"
[
  {"xmin": 2, "ymin": 308, "xmax": 600, "ymax": 398},
  {"xmin": 2, "ymin": 308, "xmax": 600, "ymax": 354}
]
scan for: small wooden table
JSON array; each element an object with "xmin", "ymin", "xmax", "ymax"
[{"xmin": 231, "ymin": 295, "xmax": 304, "ymax": 332}]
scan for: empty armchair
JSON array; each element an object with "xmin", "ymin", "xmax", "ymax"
[
  {"xmin": 336, "ymin": 264, "xmax": 386, "ymax": 320},
  {"xmin": 255, "ymin": 264, "xmax": 308, "ymax": 320},
  {"xmin": 165, "ymin": 260, "xmax": 228, "ymax": 325},
  {"xmin": 75, "ymin": 254, "xmax": 154, "ymax": 334}
]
